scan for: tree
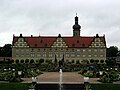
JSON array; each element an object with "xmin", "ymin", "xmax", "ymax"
[
  {"xmin": 106, "ymin": 58, "xmax": 116, "ymax": 67},
  {"xmin": 0, "ymin": 44, "xmax": 12, "ymax": 57},
  {"xmin": 107, "ymin": 46, "xmax": 118, "ymax": 57}
]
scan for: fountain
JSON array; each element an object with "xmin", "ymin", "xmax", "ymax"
[
  {"xmin": 35, "ymin": 68, "xmax": 85, "ymax": 90},
  {"xmin": 59, "ymin": 69, "xmax": 63, "ymax": 90}
]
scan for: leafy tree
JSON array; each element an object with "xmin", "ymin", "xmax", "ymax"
[
  {"xmin": 116, "ymin": 51, "xmax": 120, "ymax": 56},
  {"xmin": 106, "ymin": 58, "xmax": 116, "ymax": 67},
  {"xmin": 0, "ymin": 44, "xmax": 12, "ymax": 57},
  {"xmin": 107, "ymin": 46, "xmax": 118, "ymax": 57}
]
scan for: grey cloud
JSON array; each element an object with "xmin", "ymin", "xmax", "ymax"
[{"xmin": 0, "ymin": 0, "xmax": 120, "ymax": 49}]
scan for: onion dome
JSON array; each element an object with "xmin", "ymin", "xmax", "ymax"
[{"xmin": 73, "ymin": 16, "xmax": 81, "ymax": 30}]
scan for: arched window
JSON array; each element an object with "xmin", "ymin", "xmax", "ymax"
[
  {"xmin": 25, "ymin": 59, "xmax": 29, "ymax": 63},
  {"xmin": 20, "ymin": 59, "xmax": 24, "ymax": 63},
  {"xmin": 90, "ymin": 59, "xmax": 94, "ymax": 63},
  {"xmin": 30, "ymin": 59, "xmax": 34, "ymax": 63},
  {"xmin": 100, "ymin": 60, "xmax": 104, "ymax": 63},
  {"xmin": 16, "ymin": 59, "xmax": 19, "ymax": 63}
]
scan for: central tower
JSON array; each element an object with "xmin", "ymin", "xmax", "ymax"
[{"xmin": 72, "ymin": 15, "xmax": 81, "ymax": 36}]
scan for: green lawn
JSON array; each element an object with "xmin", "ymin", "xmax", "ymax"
[
  {"xmin": 0, "ymin": 83, "xmax": 30, "ymax": 90},
  {"xmin": 91, "ymin": 83, "xmax": 120, "ymax": 90}
]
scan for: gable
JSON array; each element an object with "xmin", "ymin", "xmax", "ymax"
[
  {"xmin": 51, "ymin": 37, "xmax": 68, "ymax": 48},
  {"xmin": 13, "ymin": 38, "xmax": 29, "ymax": 48},
  {"xmin": 89, "ymin": 38, "xmax": 106, "ymax": 48},
  {"xmin": 13, "ymin": 35, "xmax": 106, "ymax": 48}
]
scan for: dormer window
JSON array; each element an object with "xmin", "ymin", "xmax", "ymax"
[
  {"xmin": 44, "ymin": 44, "xmax": 47, "ymax": 47},
  {"xmin": 72, "ymin": 44, "xmax": 75, "ymax": 47},
  {"xmin": 35, "ymin": 44, "xmax": 37, "ymax": 47},
  {"xmin": 82, "ymin": 44, "xmax": 85, "ymax": 47},
  {"xmin": 40, "ymin": 40, "xmax": 43, "ymax": 43}
]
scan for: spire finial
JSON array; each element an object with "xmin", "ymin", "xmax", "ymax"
[{"xmin": 76, "ymin": 13, "xmax": 77, "ymax": 16}]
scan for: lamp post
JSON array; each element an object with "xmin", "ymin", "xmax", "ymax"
[
  {"xmin": 18, "ymin": 71, "xmax": 22, "ymax": 75},
  {"xmin": 106, "ymin": 68, "xmax": 109, "ymax": 78},
  {"xmin": 84, "ymin": 76, "xmax": 90, "ymax": 90},
  {"xmin": 4, "ymin": 68, "xmax": 7, "ymax": 71},
  {"xmin": 84, "ymin": 77, "xmax": 89, "ymax": 83},
  {"xmin": 18, "ymin": 71, "xmax": 22, "ymax": 78},
  {"xmin": 99, "ymin": 71, "xmax": 103, "ymax": 76},
  {"xmin": 31, "ymin": 77, "xmax": 37, "ymax": 90},
  {"xmin": 115, "ymin": 68, "xmax": 117, "ymax": 71},
  {"xmin": 12, "ymin": 68, "xmax": 15, "ymax": 76}
]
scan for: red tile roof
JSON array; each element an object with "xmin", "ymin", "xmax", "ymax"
[{"xmin": 13, "ymin": 35, "xmax": 106, "ymax": 48}]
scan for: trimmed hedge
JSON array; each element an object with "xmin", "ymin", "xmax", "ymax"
[
  {"xmin": 91, "ymin": 83, "xmax": 120, "ymax": 90},
  {"xmin": 0, "ymin": 83, "xmax": 120, "ymax": 90},
  {"xmin": 0, "ymin": 83, "xmax": 30, "ymax": 90}
]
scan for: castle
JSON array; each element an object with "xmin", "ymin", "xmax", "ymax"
[{"xmin": 12, "ymin": 16, "xmax": 106, "ymax": 64}]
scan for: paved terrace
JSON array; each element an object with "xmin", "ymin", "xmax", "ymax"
[{"xmin": 22, "ymin": 72, "xmax": 99, "ymax": 83}]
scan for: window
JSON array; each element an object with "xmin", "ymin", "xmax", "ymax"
[
  {"xmin": 16, "ymin": 54, "xmax": 19, "ymax": 57},
  {"xmin": 100, "ymin": 49, "xmax": 103, "ymax": 52},
  {"xmin": 83, "ymin": 55, "xmax": 86, "ymax": 57},
  {"xmin": 54, "ymin": 52, "xmax": 58, "ymax": 57},
  {"xmin": 31, "ymin": 49, "xmax": 34, "ymax": 52},
  {"xmin": 65, "ymin": 52, "xmax": 69, "ymax": 58},
  {"xmin": 77, "ymin": 40, "xmax": 79, "ymax": 43},
  {"xmin": 82, "ymin": 44, "xmax": 85, "ymax": 47},
  {"xmin": 77, "ymin": 54, "xmax": 80, "ymax": 57},
  {"xmin": 44, "ymin": 44, "xmax": 47, "ymax": 47},
  {"xmin": 72, "ymin": 44, "xmax": 75, "ymax": 47},
  {"xmin": 40, "ymin": 40, "xmax": 43, "ymax": 43},
  {"xmin": 43, "ymin": 52, "xmax": 46, "ymax": 57},
  {"xmin": 21, "ymin": 54, "xmax": 24, "ymax": 57},
  {"xmin": 49, "ymin": 52, "xmax": 53, "ymax": 57},
  {"xmin": 94, "ymin": 49, "xmax": 97, "ymax": 52},
  {"xmin": 21, "ymin": 49, "xmax": 24, "ymax": 52},
  {"xmin": 88, "ymin": 49, "xmax": 91, "ymax": 52},
  {"xmin": 88, "ymin": 55, "xmax": 91, "ymax": 57},
  {"xmin": 83, "ymin": 49, "xmax": 86, "ymax": 52},
  {"xmin": 27, "ymin": 54, "xmax": 29, "ymax": 57},
  {"xmin": 26, "ymin": 49, "xmax": 29, "ymax": 52},
  {"xmin": 31, "ymin": 53, "xmax": 35, "ymax": 57},
  {"xmin": 16, "ymin": 49, "xmax": 19, "ymax": 52},
  {"xmin": 60, "ymin": 52, "xmax": 63, "ymax": 58},
  {"xmin": 37, "ymin": 53, "xmax": 41, "ymax": 57},
  {"xmin": 94, "ymin": 55, "xmax": 97, "ymax": 57},
  {"xmin": 100, "ymin": 55, "xmax": 103, "ymax": 57},
  {"xmin": 71, "ymin": 52, "xmax": 75, "ymax": 57}
]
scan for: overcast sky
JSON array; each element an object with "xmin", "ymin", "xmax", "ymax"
[{"xmin": 0, "ymin": 0, "xmax": 120, "ymax": 49}]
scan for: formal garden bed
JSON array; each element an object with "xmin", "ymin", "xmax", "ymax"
[
  {"xmin": 78, "ymin": 65, "xmax": 120, "ymax": 83},
  {"xmin": 0, "ymin": 64, "xmax": 43, "ymax": 82}
]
